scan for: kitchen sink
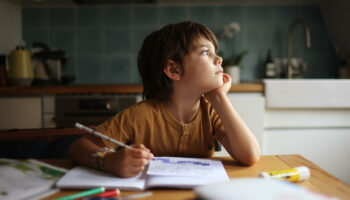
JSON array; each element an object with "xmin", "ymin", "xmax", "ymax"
[{"xmin": 264, "ymin": 79, "xmax": 350, "ymax": 108}]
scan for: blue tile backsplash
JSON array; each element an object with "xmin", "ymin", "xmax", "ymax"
[{"xmin": 22, "ymin": 4, "xmax": 336, "ymax": 84}]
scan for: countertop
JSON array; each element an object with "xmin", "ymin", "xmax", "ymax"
[{"xmin": 0, "ymin": 83, "xmax": 264, "ymax": 95}]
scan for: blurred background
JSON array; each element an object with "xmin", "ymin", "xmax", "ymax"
[{"xmin": 1, "ymin": 0, "xmax": 349, "ymax": 85}]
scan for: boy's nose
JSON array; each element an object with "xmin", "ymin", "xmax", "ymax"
[{"xmin": 215, "ymin": 56, "xmax": 223, "ymax": 65}]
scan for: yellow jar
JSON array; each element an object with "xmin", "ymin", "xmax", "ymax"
[{"xmin": 8, "ymin": 49, "xmax": 34, "ymax": 86}]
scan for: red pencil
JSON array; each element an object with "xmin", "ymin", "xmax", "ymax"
[
  {"xmin": 78, "ymin": 189, "xmax": 120, "ymax": 199},
  {"xmin": 94, "ymin": 189, "xmax": 120, "ymax": 198}
]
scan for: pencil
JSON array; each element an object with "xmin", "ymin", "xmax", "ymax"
[
  {"xmin": 90, "ymin": 189, "xmax": 120, "ymax": 198},
  {"xmin": 75, "ymin": 122, "xmax": 132, "ymax": 149},
  {"xmin": 76, "ymin": 189, "xmax": 120, "ymax": 200},
  {"xmin": 53, "ymin": 187, "xmax": 105, "ymax": 200}
]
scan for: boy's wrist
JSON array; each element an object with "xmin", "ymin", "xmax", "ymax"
[
  {"xmin": 92, "ymin": 147, "xmax": 115, "ymax": 171},
  {"xmin": 205, "ymin": 92, "xmax": 227, "ymax": 105},
  {"xmin": 103, "ymin": 148, "xmax": 125, "ymax": 176}
]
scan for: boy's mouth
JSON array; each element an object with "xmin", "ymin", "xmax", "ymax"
[{"xmin": 215, "ymin": 69, "xmax": 223, "ymax": 74}]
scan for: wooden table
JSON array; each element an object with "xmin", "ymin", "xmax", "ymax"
[{"xmin": 43, "ymin": 155, "xmax": 350, "ymax": 200}]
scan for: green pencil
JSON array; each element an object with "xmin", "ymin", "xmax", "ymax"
[{"xmin": 53, "ymin": 187, "xmax": 105, "ymax": 200}]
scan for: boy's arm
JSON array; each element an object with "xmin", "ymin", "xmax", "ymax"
[
  {"xmin": 69, "ymin": 135, "xmax": 153, "ymax": 177},
  {"xmin": 205, "ymin": 73, "xmax": 261, "ymax": 166},
  {"xmin": 69, "ymin": 135, "xmax": 105, "ymax": 168}
]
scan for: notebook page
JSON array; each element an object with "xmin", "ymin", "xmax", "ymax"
[
  {"xmin": 147, "ymin": 157, "xmax": 228, "ymax": 177},
  {"xmin": 56, "ymin": 166, "xmax": 146, "ymax": 190},
  {"xmin": 145, "ymin": 157, "xmax": 229, "ymax": 189}
]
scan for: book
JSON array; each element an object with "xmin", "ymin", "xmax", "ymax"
[
  {"xmin": 0, "ymin": 158, "xmax": 67, "ymax": 200},
  {"xmin": 56, "ymin": 157, "xmax": 229, "ymax": 190}
]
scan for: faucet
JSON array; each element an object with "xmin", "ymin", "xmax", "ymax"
[{"xmin": 287, "ymin": 19, "xmax": 311, "ymax": 78}]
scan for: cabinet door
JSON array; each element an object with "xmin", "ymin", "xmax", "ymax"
[
  {"xmin": 42, "ymin": 95, "xmax": 56, "ymax": 128},
  {"xmin": 0, "ymin": 97, "xmax": 42, "ymax": 130},
  {"xmin": 214, "ymin": 93, "xmax": 264, "ymax": 157},
  {"xmin": 264, "ymin": 109, "xmax": 350, "ymax": 185},
  {"xmin": 264, "ymin": 128, "xmax": 350, "ymax": 185}
]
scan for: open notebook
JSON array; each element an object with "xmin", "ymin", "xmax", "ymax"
[{"xmin": 56, "ymin": 157, "xmax": 229, "ymax": 190}]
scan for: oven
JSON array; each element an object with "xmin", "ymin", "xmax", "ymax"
[{"xmin": 55, "ymin": 94, "xmax": 141, "ymax": 128}]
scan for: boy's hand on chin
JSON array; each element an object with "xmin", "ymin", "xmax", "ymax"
[{"xmin": 204, "ymin": 73, "xmax": 232, "ymax": 101}]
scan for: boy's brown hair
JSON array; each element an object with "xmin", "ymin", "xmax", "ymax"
[{"xmin": 137, "ymin": 21, "xmax": 218, "ymax": 101}]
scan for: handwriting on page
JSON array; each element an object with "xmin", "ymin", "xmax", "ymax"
[{"xmin": 147, "ymin": 157, "xmax": 219, "ymax": 177}]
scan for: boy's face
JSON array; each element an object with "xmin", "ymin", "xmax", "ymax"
[{"xmin": 180, "ymin": 36, "xmax": 223, "ymax": 94}]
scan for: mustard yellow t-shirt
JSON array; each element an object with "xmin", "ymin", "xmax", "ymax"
[{"xmin": 95, "ymin": 96, "xmax": 226, "ymax": 157}]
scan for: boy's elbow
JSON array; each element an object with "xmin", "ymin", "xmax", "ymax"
[
  {"xmin": 245, "ymin": 153, "xmax": 260, "ymax": 166},
  {"xmin": 68, "ymin": 141, "xmax": 77, "ymax": 160},
  {"xmin": 68, "ymin": 136, "xmax": 84, "ymax": 161},
  {"xmin": 239, "ymin": 150, "xmax": 261, "ymax": 166}
]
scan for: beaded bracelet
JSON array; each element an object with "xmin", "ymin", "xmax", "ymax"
[{"xmin": 92, "ymin": 147, "xmax": 115, "ymax": 171}]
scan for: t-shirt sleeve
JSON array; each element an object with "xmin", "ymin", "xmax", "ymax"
[
  {"xmin": 95, "ymin": 110, "xmax": 133, "ymax": 149},
  {"xmin": 211, "ymin": 110, "xmax": 226, "ymax": 140}
]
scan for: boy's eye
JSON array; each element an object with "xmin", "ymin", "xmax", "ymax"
[{"xmin": 201, "ymin": 50, "xmax": 209, "ymax": 55}]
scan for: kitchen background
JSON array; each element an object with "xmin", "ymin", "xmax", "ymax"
[
  {"xmin": 5, "ymin": 0, "xmax": 340, "ymax": 84},
  {"xmin": 1, "ymin": 0, "xmax": 350, "ymax": 188}
]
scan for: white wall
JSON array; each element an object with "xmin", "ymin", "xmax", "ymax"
[{"xmin": 0, "ymin": 0, "xmax": 21, "ymax": 55}]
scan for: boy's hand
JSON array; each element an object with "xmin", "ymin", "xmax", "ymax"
[
  {"xmin": 204, "ymin": 73, "xmax": 232, "ymax": 101},
  {"xmin": 104, "ymin": 144, "xmax": 154, "ymax": 178}
]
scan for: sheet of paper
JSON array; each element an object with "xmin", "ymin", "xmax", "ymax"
[
  {"xmin": 195, "ymin": 178, "xmax": 337, "ymax": 200},
  {"xmin": 147, "ymin": 157, "xmax": 227, "ymax": 177},
  {"xmin": 0, "ymin": 159, "xmax": 67, "ymax": 200}
]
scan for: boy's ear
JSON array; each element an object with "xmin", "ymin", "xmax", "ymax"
[{"xmin": 163, "ymin": 60, "xmax": 182, "ymax": 81}]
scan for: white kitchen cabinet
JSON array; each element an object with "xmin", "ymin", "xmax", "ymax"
[
  {"xmin": 263, "ymin": 108, "xmax": 350, "ymax": 185},
  {"xmin": 0, "ymin": 96, "xmax": 58, "ymax": 129},
  {"xmin": 42, "ymin": 95, "xmax": 56, "ymax": 128},
  {"xmin": 0, "ymin": 97, "xmax": 42, "ymax": 130},
  {"xmin": 214, "ymin": 92, "xmax": 265, "ymax": 157}
]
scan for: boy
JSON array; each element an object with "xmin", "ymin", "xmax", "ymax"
[{"xmin": 69, "ymin": 21, "xmax": 260, "ymax": 178}]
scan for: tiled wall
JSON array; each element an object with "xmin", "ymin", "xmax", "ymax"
[{"xmin": 22, "ymin": 4, "xmax": 336, "ymax": 84}]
